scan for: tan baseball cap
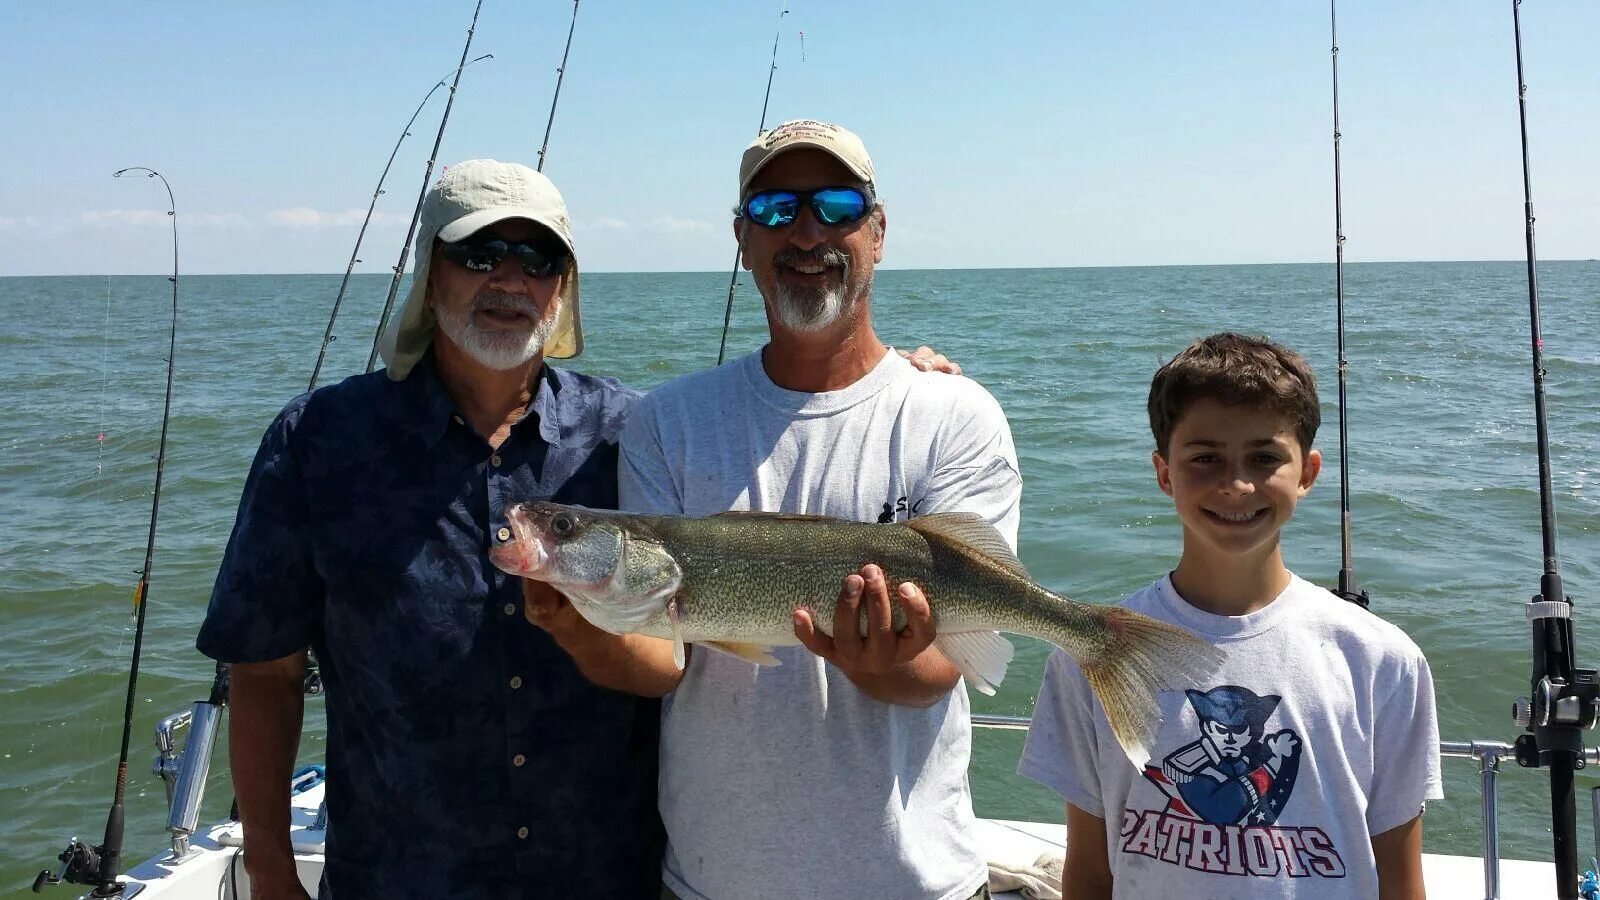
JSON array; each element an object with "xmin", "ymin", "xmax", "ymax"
[
  {"xmin": 378, "ymin": 158, "xmax": 583, "ymax": 380},
  {"xmin": 737, "ymin": 119, "xmax": 876, "ymax": 200}
]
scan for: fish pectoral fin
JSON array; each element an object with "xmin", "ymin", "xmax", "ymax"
[
  {"xmin": 906, "ymin": 513, "xmax": 1029, "ymax": 579},
  {"xmin": 933, "ymin": 630, "xmax": 1015, "ymax": 696},
  {"xmin": 698, "ymin": 640, "xmax": 782, "ymax": 667}
]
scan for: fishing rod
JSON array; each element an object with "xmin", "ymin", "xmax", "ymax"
[
  {"xmin": 306, "ymin": 52, "xmax": 493, "ymax": 393},
  {"xmin": 716, "ymin": 1, "xmax": 789, "ymax": 366},
  {"xmin": 1502, "ymin": 3, "xmax": 1597, "ymax": 897},
  {"xmin": 537, "ymin": 0, "xmax": 581, "ymax": 173},
  {"xmin": 366, "ymin": 0, "xmax": 486, "ymax": 374},
  {"xmin": 1326, "ymin": 0, "xmax": 1367, "ymax": 609},
  {"xmin": 33, "ymin": 167, "xmax": 180, "ymax": 897}
]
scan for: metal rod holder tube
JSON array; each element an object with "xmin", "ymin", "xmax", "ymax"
[{"xmin": 164, "ymin": 701, "xmax": 221, "ymax": 861}]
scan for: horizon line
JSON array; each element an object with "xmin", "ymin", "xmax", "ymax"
[{"xmin": 5, "ymin": 257, "xmax": 1598, "ymax": 279}]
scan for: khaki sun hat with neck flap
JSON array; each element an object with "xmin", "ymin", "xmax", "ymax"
[{"xmin": 378, "ymin": 158, "xmax": 583, "ymax": 381}]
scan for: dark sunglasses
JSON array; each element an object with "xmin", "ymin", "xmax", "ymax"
[
  {"xmin": 436, "ymin": 234, "xmax": 570, "ymax": 279},
  {"xmin": 740, "ymin": 186, "xmax": 872, "ymax": 229}
]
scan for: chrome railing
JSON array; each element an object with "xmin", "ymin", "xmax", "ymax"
[{"xmin": 973, "ymin": 713, "xmax": 1600, "ymax": 900}]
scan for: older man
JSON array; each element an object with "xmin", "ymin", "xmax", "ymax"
[
  {"xmin": 532, "ymin": 121, "xmax": 1021, "ymax": 899},
  {"xmin": 197, "ymin": 160, "xmax": 662, "ymax": 899}
]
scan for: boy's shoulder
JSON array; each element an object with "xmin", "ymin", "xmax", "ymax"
[{"xmin": 1280, "ymin": 573, "xmax": 1428, "ymax": 666}]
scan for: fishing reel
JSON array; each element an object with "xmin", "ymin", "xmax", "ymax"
[
  {"xmin": 1512, "ymin": 591, "xmax": 1600, "ymax": 770},
  {"xmin": 31, "ymin": 838, "xmax": 139, "ymax": 897}
]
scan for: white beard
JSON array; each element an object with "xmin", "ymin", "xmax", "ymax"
[
  {"xmin": 434, "ymin": 292, "xmax": 559, "ymax": 370},
  {"xmin": 770, "ymin": 281, "xmax": 848, "ymax": 333}
]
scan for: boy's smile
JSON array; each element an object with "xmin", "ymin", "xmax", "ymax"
[{"xmin": 1154, "ymin": 398, "xmax": 1322, "ymax": 564}]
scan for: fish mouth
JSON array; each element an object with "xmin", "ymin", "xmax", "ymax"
[{"xmin": 490, "ymin": 504, "xmax": 550, "ymax": 576}]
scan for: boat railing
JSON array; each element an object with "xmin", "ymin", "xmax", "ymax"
[
  {"xmin": 973, "ymin": 713, "xmax": 1600, "ymax": 900},
  {"xmin": 140, "ymin": 702, "xmax": 1591, "ymax": 900}
]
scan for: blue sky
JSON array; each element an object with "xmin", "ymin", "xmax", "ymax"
[{"xmin": 2, "ymin": 1, "xmax": 1596, "ymax": 275}]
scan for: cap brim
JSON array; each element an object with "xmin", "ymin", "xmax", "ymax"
[{"xmin": 437, "ymin": 207, "xmax": 577, "ymax": 254}]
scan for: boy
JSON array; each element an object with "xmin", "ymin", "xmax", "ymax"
[{"xmin": 1019, "ymin": 333, "xmax": 1442, "ymax": 899}]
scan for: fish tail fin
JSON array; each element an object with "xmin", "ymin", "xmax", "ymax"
[{"xmin": 1075, "ymin": 607, "xmax": 1224, "ymax": 769}]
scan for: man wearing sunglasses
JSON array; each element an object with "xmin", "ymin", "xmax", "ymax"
[
  {"xmin": 197, "ymin": 159, "xmax": 665, "ymax": 899},
  {"xmin": 540, "ymin": 120, "xmax": 1021, "ymax": 899}
]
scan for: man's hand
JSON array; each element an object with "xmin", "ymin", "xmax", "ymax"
[
  {"xmin": 521, "ymin": 578, "xmax": 685, "ymax": 697},
  {"xmin": 243, "ymin": 864, "xmax": 311, "ymax": 900},
  {"xmin": 899, "ymin": 345, "xmax": 962, "ymax": 375},
  {"xmin": 793, "ymin": 564, "xmax": 937, "ymax": 675},
  {"xmin": 523, "ymin": 579, "xmax": 598, "ymax": 646}
]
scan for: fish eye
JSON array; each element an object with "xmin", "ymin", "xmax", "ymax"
[{"xmin": 551, "ymin": 513, "xmax": 575, "ymax": 536}]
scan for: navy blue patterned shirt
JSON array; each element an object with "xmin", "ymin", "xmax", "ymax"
[{"xmin": 197, "ymin": 353, "xmax": 663, "ymax": 899}]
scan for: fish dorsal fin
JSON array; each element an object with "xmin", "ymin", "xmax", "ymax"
[
  {"xmin": 710, "ymin": 511, "xmax": 842, "ymax": 524},
  {"xmin": 906, "ymin": 512, "xmax": 1028, "ymax": 579}
]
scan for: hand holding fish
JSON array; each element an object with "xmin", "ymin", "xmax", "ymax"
[{"xmin": 792, "ymin": 564, "xmax": 960, "ymax": 707}]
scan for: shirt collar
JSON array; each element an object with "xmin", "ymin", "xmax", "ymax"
[{"xmin": 397, "ymin": 352, "xmax": 565, "ymax": 450}]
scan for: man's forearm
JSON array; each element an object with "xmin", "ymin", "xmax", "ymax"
[
  {"xmin": 229, "ymin": 657, "xmax": 307, "ymax": 882},
  {"xmin": 559, "ymin": 631, "xmax": 686, "ymax": 697}
]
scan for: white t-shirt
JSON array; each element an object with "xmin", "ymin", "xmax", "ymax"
[
  {"xmin": 621, "ymin": 347, "xmax": 1022, "ymax": 900},
  {"xmin": 1018, "ymin": 573, "xmax": 1443, "ymax": 900}
]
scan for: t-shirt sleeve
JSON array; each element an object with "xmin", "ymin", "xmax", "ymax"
[
  {"xmin": 1366, "ymin": 643, "xmax": 1445, "ymax": 834},
  {"xmin": 920, "ymin": 382, "xmax": 1022, "ymax": 552},
  {"xmin": 619, "ymin": 398, "xmax": 685, "ymax": 516},
  {"xmin": 1018, "ymin": 648, "xmax": 1106, "ymax": 817},
  {"xmin": 195, "ymin": 403, "xmax": 323, "ymax": 663}
]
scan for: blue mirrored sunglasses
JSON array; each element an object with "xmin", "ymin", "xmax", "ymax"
[{"xmin": 740, "ymin": 187, "xmax": 872, "ymax": 228}]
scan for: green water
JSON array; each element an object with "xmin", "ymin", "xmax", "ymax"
[{"xmin": 3, "ymin": 262, "xmax": 1598, "ymax": 892}]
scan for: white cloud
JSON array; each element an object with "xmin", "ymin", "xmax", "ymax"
[
  {"xmin": 73, "ymin": 209, "xmax": 248, "ymax": 228},
  {"xmin": 268, "ymin": 207, "xmax": 392, "ymax": 228},
  {"xmin": 79, "ymin": 208, "xmax": 170, "ymax": 227}
]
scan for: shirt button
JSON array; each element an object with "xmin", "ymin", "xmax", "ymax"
[
  {"xmin": 516, "ymin": 826, "xmax": 530, "ymax": 840},
  {"xmin": 496, "ymin": 526, "xmax": 511, "ymax": 542},
  {"xmin": 503, "ymin": 602, "xmax": 517, "ymax": 616},
  {"xmin": 509, "ymin": 675, "xmax": 523, "ymax": 689},
  {"xmin": 513, "ymin": 753, "xmax": 527, "ymax": 767},
  {"xmin": 452, "ymin": 415, "xmax": 464, "ymax": 425},
  {"xmin": 490, "ymin": 453, "xmax": 503, "ymax": 467}
]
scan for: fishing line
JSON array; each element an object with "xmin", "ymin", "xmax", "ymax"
[
  {"xmin": 33, "ymin": 166, "xmax": 180, "ymax": 897},
  {"xmin": 307, "ymin": 53, "xmax": 493, "ymax": 393},
  {"xmin": 1503, "ymin": 3, "xmax": 1595, "ymax": 895},
  {"xmin": 366, "ymin": 0, "xmax": 487, "ymax": 374},
  {"xmin": 716, "ymin": 1, "xmax": 791, "ymax": 366},
  {"xmin": 538, "ymin": 0, "xmax": 582, "ymax": 173},
  {"xmin": 1326, "ymin": 0, "xmax": 1367, "ymax": 608},
  {"xmin": 96, "ymin": 276, "xmax": 112, "ymax": 477}
]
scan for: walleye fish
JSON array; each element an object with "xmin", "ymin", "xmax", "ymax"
[{"xmin": 490, "ymin": 501, "xmax": 1223, "ymax": 767}]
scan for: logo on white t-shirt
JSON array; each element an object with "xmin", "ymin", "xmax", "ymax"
[{"xmin": 1120, "ymin": 685, "xmax": 1347, "ymax": 879}]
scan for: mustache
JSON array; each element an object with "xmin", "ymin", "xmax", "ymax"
[
  {"xmin": 773, "ymin": 246, "xmax": 849, "ymax": 269},
  {"xmin": 471, "ymin": 290, "xmax": 540, "ymax": 316}
]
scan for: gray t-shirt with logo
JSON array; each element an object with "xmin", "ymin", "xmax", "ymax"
[
  {"xmin": 620, "ymin": 347, "xmax": 1021, "ymax": 900},
  {"xmin": 1019, "ymin": 574, "xmax": 1443, "ymax": 899}
]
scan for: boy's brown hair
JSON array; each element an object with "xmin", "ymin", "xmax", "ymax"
[{"xmin": 1148, "ymin": 332, "xmax": 1321, "ymax": 457}]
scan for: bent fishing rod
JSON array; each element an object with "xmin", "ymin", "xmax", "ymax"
[
  {"xmin": 1504, "ymin": 3, "xmax": 1596, "ymax": 897},
  {"xmin": 537, "ymin": 0, "xmax": 581, "ymax": 173},
  {"xmin": 716, "ymin": 1, "xmax": 790, "ymax": 366},
  {"xmin": 366, "ymin": 0, "xmax": 486, "ymax": 374},
  {"xmin": 1327, "ymin": 0, "xmax": 1367, "ymax": 609},
  {"xmin": 306, "ymin": 52, "xmax": 493, "ymax": 393},
  {"xmin": 33, "ymin": 168, "xmax": 180, "ymax": 898}
]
